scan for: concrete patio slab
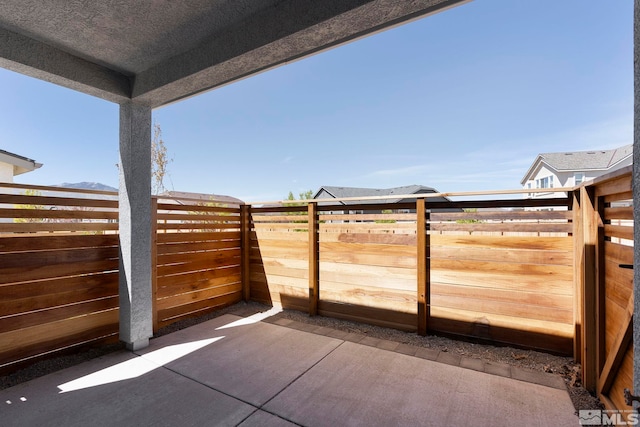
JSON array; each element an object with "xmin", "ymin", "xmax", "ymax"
[
  {"xmin": 264, "ymin": 341, "xmax": 578, "ymax": 427},
  {"xmin": 0, "ymin": 311, "xmax": 579, "ymax": 426},
  {"xmin": 238, "ymin": 410, "xmax": 299, "ymax": 427},
  {"xmin": 136, "ymin": 314, "xmax": 343, "ymax": 406},
  {"xmin": 0, "ymin": 350, "xmax": 254, "ymax": 427}
]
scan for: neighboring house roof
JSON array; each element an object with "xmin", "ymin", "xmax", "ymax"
[
  {"xmin": 314, "ymin": 185, "xmax": 450, "ymax": 205},
  {"xmin": 520, "ymin": 144, "xmax": 633, "ymax": 185},
  {"xmin": 159, "ymin": 191, "xmax": 244, "ymax": 206},
  {"xmin": 0, "ymin": 149, "xmax": 42, "ymax": 176}
]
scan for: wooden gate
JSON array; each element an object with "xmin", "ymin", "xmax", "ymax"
[{"xmin": 580, "ymin": 166, "xmax": 634, "ymax": 412}]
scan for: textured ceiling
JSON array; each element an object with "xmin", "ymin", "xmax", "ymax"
[{"xmin": 0, "ymin": 0, "xmax": 470, "ymax": 107}]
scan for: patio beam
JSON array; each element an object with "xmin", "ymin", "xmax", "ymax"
[{"xmin": 118, "ymin": 101, "xmax": 153, "ymax": 351}]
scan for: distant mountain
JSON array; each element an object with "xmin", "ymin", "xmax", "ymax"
[{"xmin": 58, "ymin": 182, "xmax": 118, "ymax": 192}]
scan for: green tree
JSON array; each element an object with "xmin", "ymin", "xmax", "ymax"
[
  {"xmin": 14, "ymin": 189, "xmax": 45, "ymax": 223},
  {"xmin": 456, "ymin": 208, "xmax": 482, "ymax": 224},
  {"xmin": 375, "ymin": 209, "xmax": 397, "ymax": 224},
  {"xmin": 286, "ymin": 190, "xmax": 313, "ymax": 204},
  {"xmin": 284, "ymin": 190, "xmax": 313, "ymax": 231}
]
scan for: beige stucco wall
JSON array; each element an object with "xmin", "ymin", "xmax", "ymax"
[{"xmin": 0, "ymin": 162, "xmax": 13, "ymax": 183}]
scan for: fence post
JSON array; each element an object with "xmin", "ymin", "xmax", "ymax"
[
  {"xmin": 309, "ymin": 202, "xmax": 319, "ymax": 316},
  {"xmin": 241, "ymin": 204, "xmax": 251, "ymax": 302},
  {"xmin": 151, "ymin": 197, "xmax": 158, "ymax": 333},
  {"xmin": 417, "ymin": 198, "xmax": 429, "ymax": 335},
  {"xmin": 572, "ymin": 189, "xmax": 583, "ymax": 364},
  {"xmin": 581, "ymin": 185, "xmax": 599, "ymax": 392}
]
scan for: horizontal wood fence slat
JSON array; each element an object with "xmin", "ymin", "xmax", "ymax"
[{"xmin": 0, "ymin": 186, "xmax": 120, "ymax": 371}]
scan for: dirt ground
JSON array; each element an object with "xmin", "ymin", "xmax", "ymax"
[{"xmin": 1, "ymin": 301, "xmax": 603, "ymax": 413}]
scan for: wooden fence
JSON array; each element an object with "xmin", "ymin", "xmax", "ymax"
[
  {"xmin": 153, "ymin": 196, "xmax": 243, "ymax": 330},
  {"xmin": 248, "ymin": 196, "xmax": 575, "ymax": 354},
  {"xmin": 0, "ymin": 185, "xmax": 243, "ymax": 371},
  {"xmin": 0, "ymin": 171, "xmax": 635, "ymax": 398},
  {"xmin": 575, "ymin": 166, "xmax": 634, "ymax": 413},
  {"xmin": 0, "ymin": 183, "xmax": 120, "ymax": 371}
]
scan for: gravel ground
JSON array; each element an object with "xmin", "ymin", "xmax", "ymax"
[{"xmin": 1, "ymin": 301, "xmax": 602, "ymax": 413}]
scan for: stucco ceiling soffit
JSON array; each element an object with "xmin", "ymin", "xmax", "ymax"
[
  {"xmin": 0, "ymin": 27, "xmax": 131, "ymax": 103},
  {"xmin": 131, "ymin": 0, "xmax": 469, "ymax": 107}
]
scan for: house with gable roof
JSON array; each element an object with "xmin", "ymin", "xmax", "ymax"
[
  {"xmin": 313, "ymin": 185, "xmax": 453, "ymax": 214},
  {"xmin": 521, "ymin": 144, "xmax": 632, "ymax": 198},
  {"xmin": 0, "ymin": 149, "xmax": 42, "ymax": 182}
]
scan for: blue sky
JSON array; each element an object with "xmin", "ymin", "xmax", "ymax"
[{"xmin": 0, "ymin": 0, "xmax": 633, "ymax": 202}]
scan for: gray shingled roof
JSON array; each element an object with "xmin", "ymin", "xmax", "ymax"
[
  {"xmin": 540, "ymin": 144, "xmax": 632, "ymax": 171},
  {"xmin": 0, "ymin": 149, "xmax": 37, "ymax": 163},
  {"xmin": 159, "ymin": 191, "xmax": 244, "ymax": 206},
  {"xmin": 315, "ymin": 185, "xmax": 449, "ymax": 205},
  {"xmin": 521, "ymin": 144, "xmax": 633, "ymax": 184}
]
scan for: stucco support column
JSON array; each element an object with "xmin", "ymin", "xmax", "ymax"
[
  {"xmin": 634, "ymin": 0, "xmax": 640, "ymax": 405},
  {"xmin": 118, "ymin": 101, "xmax": 152, "ymax": 351}
]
